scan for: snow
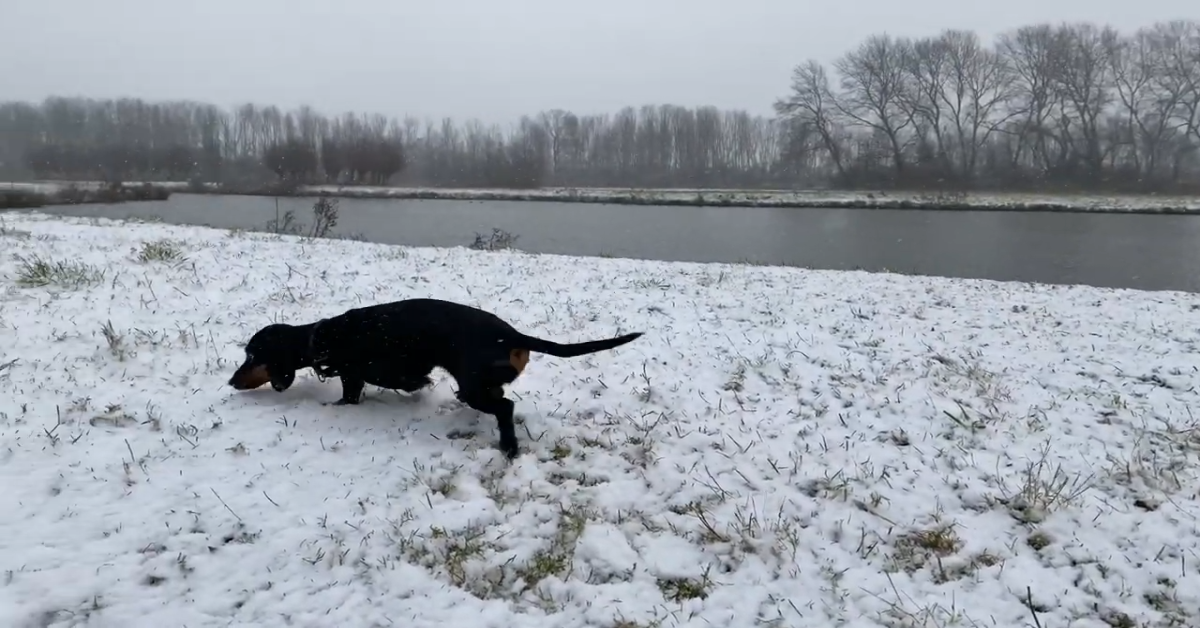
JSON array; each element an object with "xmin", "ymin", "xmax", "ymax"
[
  {"xmin": 9, "ymin": 179, "xmax": 1200, "ymax": 212},
  {"xmin": 2, "ymin": 211, "xmax": 1200, "ymax": 628}
]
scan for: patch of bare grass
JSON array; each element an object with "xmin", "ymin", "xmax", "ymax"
[
  {"xmin": 391, "ymin": 505, "xmax": 590, "ymax": 604},
  {"xmin": 1104, "ymin": 412, "xmax": 1200, "ymax": 501},
  {"xmin": 927, "ymin": 350, "xmax": 1012, "ymax": 420}
]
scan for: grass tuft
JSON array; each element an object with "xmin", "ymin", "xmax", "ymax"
[
  {"xmin": 1026, "ymin": 529, "xmax": 1053, "ymax": 551},
  {"xmin": 13, "ymin": 254, "xmax": 104, "ymax": 288},
  {"xmin": 0, "ymin": 219, "xmax": 32, "ymax": 238},
  {"xmin": 469, "ymin": 227, "xmax": 520, "ymax": 251},
  {"xmin": 99, "ymin": 320, "xmax": 129, "ymax": 361},
  {"xmin": 1003, "ymin": 441, "xmax": 1096, "ymax": 523},
  {"xmin": 887, "ymin": 519, "xmax": 964, "ymax": 581},
  {"xmin": 656, "ymin": 569, "xmax": 714, "ymax": 602},
  {"xmin": 308, "ymin": 194, "xmax": 339, "ymax": 238},
  {"xmin": 264, "ymin": 194, "xmax": 340, "ymax": 239},
  {"xmin": 136, "ymin": 239, "xmax": 185, "ymax": 263}
]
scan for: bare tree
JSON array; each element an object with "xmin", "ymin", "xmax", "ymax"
[
  {"xmin": 833, "ymin": 34, "xmax": 917, "ymax": 177},
  {"xmin": 997, "ymin": 24, "xmax": 1067, "ymax": 177},
  {"xmin": 939, "ymin": 29, "xmax": 1021, "ymax": 182},
  {"xmin": 1053, "ymin": 23, "xmax": 1117, "ymax": 180},
  {"xmin": 1150, "ymin": 20, "xmax": 1200, "ymax": 179},
  {"xmin": 1106, "ymin": 28, "xmax": 1171, "ymax": 180},
  {"xmin": 775, "ymin": 60, "xmax": 847, "ymax": 179},
  {"xmin": 902, "ymin": 35, "xmax": 952, "ymax": 176}
]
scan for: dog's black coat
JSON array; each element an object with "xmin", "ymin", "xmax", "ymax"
[{"xmin": 228, "ymin": 298, "xmax": 642, "ymax": 458}]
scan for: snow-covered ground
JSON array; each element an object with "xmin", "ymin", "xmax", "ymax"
[
  {"xmin": 2, "ymin": 212, "xmax": 1200, "ymax": 628},
  {"xmin": 8, "ymin": 180, "xmax": 1200, "ymax": 212}
]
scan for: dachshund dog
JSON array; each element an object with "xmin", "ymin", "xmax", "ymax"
[{"xmin": 228, "ymin": 298, "xmax": 642, "ymax": 459}]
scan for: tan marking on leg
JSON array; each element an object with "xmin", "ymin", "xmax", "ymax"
[{"xmin": 509, "ymin": 348, "xmax": 530, "ymax": 375}]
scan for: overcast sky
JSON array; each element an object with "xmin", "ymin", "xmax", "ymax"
[{"xmin": 1, "ymin": 0, "xmax": 1191, "ymax": 125}]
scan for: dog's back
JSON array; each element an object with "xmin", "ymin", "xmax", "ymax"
[
  {"xmin": 326, "ymin": 298, "xmax": 516, "ymax": 357},
  {"xmin": 330, "ymin": 297, "xmax": 638, "ymax": 364}
]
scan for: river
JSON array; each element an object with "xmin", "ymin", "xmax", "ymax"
[{"xmin": 25, "ymin": 193, "xmax": 1200, "ymax": 292}]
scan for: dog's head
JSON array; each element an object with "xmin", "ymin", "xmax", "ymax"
[{"xmin": 227, "ymin": 323, "xmax": 304, "ymax": 392}]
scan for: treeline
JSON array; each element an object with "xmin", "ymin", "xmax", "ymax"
[
  {"xmin": 0, "ymin": 100, "xmax": 786, "ymax": 189},
  {"xmin": 1, "ymin": 18, "xmax": 1198, "ymax": 192},
  {"xmin": 778, "ymin": 19, "xmax": 1200, "ymax": 191}
]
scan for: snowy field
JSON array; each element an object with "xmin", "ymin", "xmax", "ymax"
[
  {"xmin": 9, "ymin": 180, "xmax": 1200, "ymax": 212},
  {"xmin": 2, "ymin": 212, "xmax": 1200, "ymax": 628}
]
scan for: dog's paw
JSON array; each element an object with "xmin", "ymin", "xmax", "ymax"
[
  {"xmin": 325, "ymin": 398, "xmax": 360, "ymax": 406},
  {"xmin": 499, "ymin": 441, "xmax": 521, "ymax": 461}
]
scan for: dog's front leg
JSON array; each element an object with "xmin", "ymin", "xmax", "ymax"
[{"xmin": 333, "ymin": 375, "xmax": 365, "ymax": 405}]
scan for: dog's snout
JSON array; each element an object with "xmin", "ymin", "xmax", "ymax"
[{"xmin": 228, "ymin": 363, "xmax": 270, "ymax": 390}]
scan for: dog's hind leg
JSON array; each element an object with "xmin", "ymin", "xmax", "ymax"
[{"xmin": 458, "ymin": 385, "xmax": 519, "ymax": 459}]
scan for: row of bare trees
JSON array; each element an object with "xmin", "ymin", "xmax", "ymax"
[
  {"xmin": 1, "ymin": 18, "xmax": 1198, "ymax": 191},
  {"xmin": 0, "ymin": 98, "xmax": 790, "ymax": 188},
  {"xmin": 776, "ymin": 19, "xmax": 1200, "ymax": 190}
]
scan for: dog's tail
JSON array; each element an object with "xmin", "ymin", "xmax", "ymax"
[{"xmin": 518, "ymin": 331, "xmax": 643, "ymax": 358}]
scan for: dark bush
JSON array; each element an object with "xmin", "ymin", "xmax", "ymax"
[{"xmin": 0, "ymin": 189, "xmax": 48, "ymax": 209}]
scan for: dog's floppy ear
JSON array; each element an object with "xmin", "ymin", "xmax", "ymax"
[{"xmin": 269, "ymin": 364, "xmax": 296, "ymax": 392}]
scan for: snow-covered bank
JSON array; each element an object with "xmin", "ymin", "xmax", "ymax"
[
  {"xmin": 10, "ymin": 180, "xmax": 1200, "ymax": 213},
  {"xmin": 299, "ymin": 184, "xmax": 1200, "ymax": 213},
  {"xmin": 2, "ymin": 212, "xmax": 1199, "ymax": 627}
]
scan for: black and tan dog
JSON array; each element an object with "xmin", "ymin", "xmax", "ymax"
[{"xmin": 228, "ymin": 298, "xmax": 642, "ymax": 459}]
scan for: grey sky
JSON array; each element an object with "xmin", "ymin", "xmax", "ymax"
[{"xmin": 2, "ymin": 0, "xmax": 1191, "ymax": 125}]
